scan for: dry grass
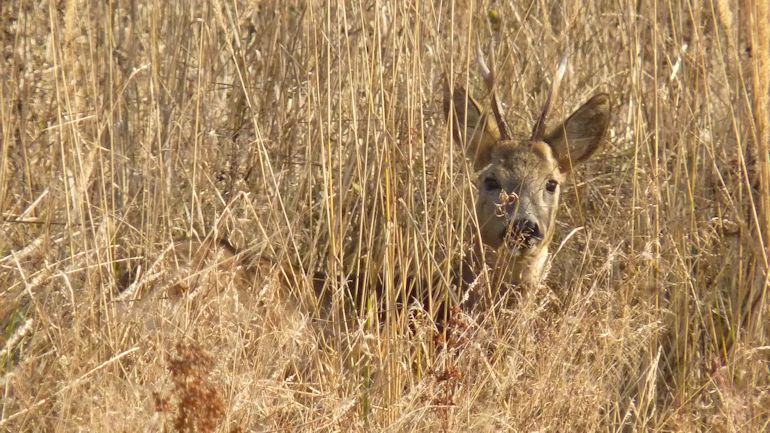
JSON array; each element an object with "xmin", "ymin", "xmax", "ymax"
[{"xmin": 1, "ymin": 1, "xmax": 769, "ymax": 431}]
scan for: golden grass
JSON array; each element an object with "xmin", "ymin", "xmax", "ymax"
[{"xmin": 1, "ymin": 1, "xmax": 769, "ymax": 431}]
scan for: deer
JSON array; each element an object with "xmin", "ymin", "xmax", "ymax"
[
  {"xmin": 442, "ymin": 47, "xmax": 610, "ymax": 306},
  {"xmin": 120, "ymin": 47, "xmax": 610, "ymax": 329},
  {"xmin": 301, "ymin": 48, "xmax": 611, "ymax": 320}
]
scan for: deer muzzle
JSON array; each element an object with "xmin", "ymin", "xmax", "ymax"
[{"xmin": 503, "ymin": 218, "xmax": 543, "ymax": 252}]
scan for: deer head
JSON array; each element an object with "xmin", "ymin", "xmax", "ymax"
[{"xmin": 445, "ymin": 48, "xmax": 610, "ymax": 284}]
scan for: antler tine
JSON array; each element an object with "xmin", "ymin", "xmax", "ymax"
[
  {"xmin": 476, "ymin": 39, "xmax": 512, "ymax": 141},
  {"xmin": 531, "ymin": 46, "xmax": 569, "ymax": 141},
  {"xmin": 475, "ymin": 39, "xmax": 494, "ymax": 90}
]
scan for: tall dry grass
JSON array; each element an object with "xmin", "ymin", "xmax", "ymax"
[{"xmin": 1, "ymin": 1, "xmax": 768, "ymax": 431}]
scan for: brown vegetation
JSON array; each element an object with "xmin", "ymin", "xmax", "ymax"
[{"xmin": 1, "ymin": 1, "xmax": 769, "ymax": 431}]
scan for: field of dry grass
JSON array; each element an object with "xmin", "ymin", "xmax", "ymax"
[{"xmin": 1, "ymin": 1, "xmax": 769, "ymax": 431}]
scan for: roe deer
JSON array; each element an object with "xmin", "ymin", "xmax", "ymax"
[
  {"xmin": 307, "ymin": 49, "xmax": 611, "ymax": 319},
  {"xmin": 445, "ymin": 48, "xmax": 610, "ymax": 293},
  {"xmin": 122, "ymin": 49, "xmax": 610, "ymax": 325}
]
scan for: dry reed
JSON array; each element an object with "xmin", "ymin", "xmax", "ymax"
[{"xmin": 1, "ymin": 1, "xmax": 768, "ymax": 431}]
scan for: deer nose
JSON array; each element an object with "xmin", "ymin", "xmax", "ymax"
[{"xmin": 512, "ymin": 219, "xmax": 542, "ymax": 243}]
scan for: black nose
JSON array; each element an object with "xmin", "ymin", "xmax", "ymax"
[{"xmin": 512, "ymin": 219, "xmax": 541, "ymax": 243}]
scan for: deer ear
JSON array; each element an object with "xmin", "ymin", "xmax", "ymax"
[
  {"xmin": 445, "ymin": 87, "xmax": 501, "ymax": 170},
  {"xmin": 544, "ymin": 93, "xmax": 610, "ymax": 172}
]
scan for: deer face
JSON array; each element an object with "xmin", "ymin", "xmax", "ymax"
[
  {"xmin": 447, "ymin": 87, "xmax": 610, "ymax": 261},
  {"xmin": 475, "ymin": 141, "xmax": 564, "ymax": 255}
]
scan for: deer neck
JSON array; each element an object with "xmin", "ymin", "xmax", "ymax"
[{"xmin": 470, "ymin": 241, "xmax": 549, "ymax": 288}]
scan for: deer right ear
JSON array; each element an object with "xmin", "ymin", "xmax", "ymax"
[
  {"xmin": 444, "ymin": 87, "xmax": 501, "ymax": 170},
  {"xmin": 544, "ymin": 93, "xmax": 610, "ymax": 173}
]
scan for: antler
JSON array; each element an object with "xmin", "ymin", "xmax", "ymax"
[
  {"xmin": 531, "ymin": 46, "xmax": 569, "ymax": 141},
  {"xmin": 476, "ymin": 40, "xmax": 512, "ymax": 141}
]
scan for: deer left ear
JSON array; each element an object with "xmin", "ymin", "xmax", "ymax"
[
  {"xmin": 445, "ymin": 86, "xmax": 502, "ymax": 170},
  {"xmin": 544, "ymin": 93, "xmax": 610, "ymax": 172}
]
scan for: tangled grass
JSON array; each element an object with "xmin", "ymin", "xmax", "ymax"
[{"xmin": 1, "ymin": 1, "xmax": 769, "ymax": 431}]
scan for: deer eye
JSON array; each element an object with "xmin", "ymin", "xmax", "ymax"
[
  {"xmin": 545, "ymin": 179, "xmax": 559, "ymax": 193},
  {"xmin": 483, "ymin": 176, "xmax": 502, "ymax": 192}
]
